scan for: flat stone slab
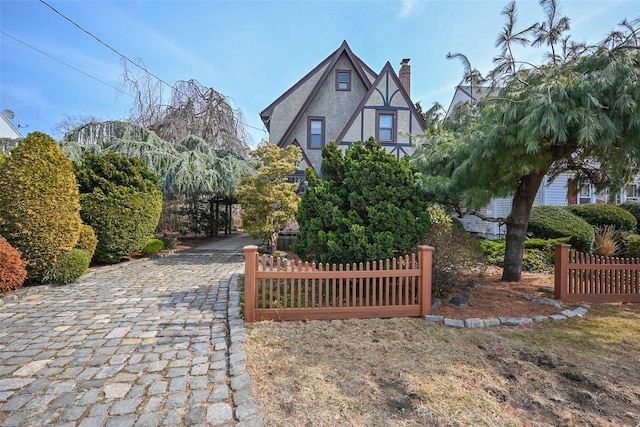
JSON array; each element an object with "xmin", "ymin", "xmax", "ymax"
[
  {"xmin": 443, "ymin": 318, "xmax": 465, "ymax": 328},
  {"xmin": 464, "ymin": 318, "xmax": 485, "ymax": 328},
  {"xmin": 424, "ymin": 315, "xmax": 444, "ymax": 323}
]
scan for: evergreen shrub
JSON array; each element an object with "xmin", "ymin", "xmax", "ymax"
[
  {"xmin": 624, "ymin": 234, "xmax": 640, "ymax": 258},
  {"xmin": 143, "ymin": 239, "xmax": 164, "ymax": 255},
  {"xmin": 619, "ymin": 201, "xmax": 640, "ymax": 232},
  {"xmin": 293, "ymin": 139, "xmax": 432, "ymax": 264},
  {"xmin": 567, "ymin": 204, "xmax": 636, "ymax": 232},
  {"xmin": 40, "ymin": 248, "xmax": 89, "ymax": 285},
  {"xmin": 0, "ymin": 132, "xmax": 82, "ymax": 279},
  {"xmin": 528, "ymin": 206, "xmax": 594, "ymax": 252},
  {"xmin": 0, "ymin": 237, "xmax": 28, "ymax": 292},
  {"xmin": 74, "ymin": 224, "xmax": 98, "ymax": 261},
  {"xmin": 161, "ymin": 235, "xmax": 179, "ymax": 249},
  {"xmin": 77, "ymin": 152, "xmax": 163, "ymax": 264}
]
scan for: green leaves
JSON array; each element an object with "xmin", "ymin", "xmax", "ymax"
[
  {"xmin": 235, "ymin": 143, "xmax": 301, "ymax": 252},
  {"xmin": 294, "ymin": 139, "xmax": 433, "ymax": 264}
]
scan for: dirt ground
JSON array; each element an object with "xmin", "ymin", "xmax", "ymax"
[{"xmin": 245, "ymin": 267, "xmax": 640, "ymax": 427}]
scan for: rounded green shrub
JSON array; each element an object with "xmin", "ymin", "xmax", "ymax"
[
  {"xmin": 0, "ymin": 132, "xmax": 82, "ymax": 279},
  {"xmin": 527, "ymin": 206, "xmax": 594, "ymax": 252},
  {"xmin": 624, "ymin": 234, "xmax": 640, "ymax": 258},
  {"xmin": 567, "ymin": 204, "xmax": 636, "ymax": 232},
  {"xmin": 77, "ymin": 152, "xmax": 163, "ymax": 264},
  {"xmin": 619, "ymin": 201, "xmax": 640, "ymax": 232},
  {"xmin": 74, "ymin": 223, "xmax": 98, "ymax": 261},
  {"xmin": 143, "ymin": 239, "xmax": 164, "ymax": 255},
  {"xmin": 40, "ymin": 248, "xmax": 89, "ymax": 285},
  {"xmin": 0, "ymin": 237, "xmax": 28, "ymax": 292}
]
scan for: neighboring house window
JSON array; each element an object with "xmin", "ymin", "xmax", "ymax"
[
  {"xmin": 627, "ymin": 184, "xmax": 639, "ymax": 200},
  {"xmin": 376, "ymin": 111, "xmax": 396, "ymax": 142},
  {"xmin": 335, "ymin": 70, "xmax": 351, "ymax": 91},
  {"xmin": 578, "ymin": 185, "xmax": 592, "ymax": 204},
  {"xmin": 307, "ymin": 117, "xmax": 325, "ymax": 149}
]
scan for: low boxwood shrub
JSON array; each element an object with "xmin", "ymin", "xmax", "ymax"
[
  {"xmin": 567, "ymin": 204, "xmax": 636, "ymax": 232},
  {"xmin": 74, "ymin": 223, "xmax": 98, "ymax": 261},
  {"xmin": 479, "ymin": 237, "xmax": 562, "ymax": 271},
  {"xmin": 0, "ymin": 237, "xmax": 28, "ymax": 292},
  {"xmin": 143, "ymin": 239, "xmax": 164, "ymax": 255},
  {"xmin": 40, "ymin": 248, "xmax": 89, "ymax": 285},
  {"xmin": 528, "ymin": 206, "xmax": 594, "ymax": 252},
  {"xmin": 619, "ymin": 201, "xmax": 640, "ymax": 232}
]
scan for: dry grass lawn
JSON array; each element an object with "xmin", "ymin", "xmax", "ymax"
[{"xmin": 245, "ymin": 282, "xmax": 640, "ymax": 426}]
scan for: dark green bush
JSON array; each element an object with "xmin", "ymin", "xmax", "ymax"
[
  {"xmin": 528, "ymin": 205, "xmax": 594, "ymax": 252},
  {"xmin": 40, "ymin": 249, "xmax": 89, "ymax": 285},
  {"xmin": 143, "ymin": 239, "xmax": 164, "ymax": 255},
  {"xmin": 293, "ymin": 139, "xmax": 432, "ymax": 264},
  {"xmin": 0, "ymin": 132, "xmax": 82, "ymax": 279},
  {"xmin": 624, "ymin": 234, "xmax": 640, "ymax": 258},
  {"xmin": 77, "ymin": 152, "xmax": 163, "ymax": 264},
  {"xmin": 74, "ymin": 223, "xmax": 98, "ymax": 261},
  {"xmin": 567, "ymin": 204, "xmax": 636, "ymax": 232},
  {"xmin": 0, "ymin": 237, "xmax": 27, "ymax": 292},
  {"xmin": 479, "ymin": 237, "xmax": 568, "ymax": 271},
  {"xmin": 619, "ymin": 201, "xmax": 640, "ymax": 232},
  {"xmin": 161, "ymin": 235, "xmax": 179, "ymax": 249}
]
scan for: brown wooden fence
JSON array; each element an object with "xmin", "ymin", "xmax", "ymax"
[
  {"xmin": 243, "ymin": 245, "xmax": 433, "ymax": 322},
  {"xmin": 555, "ymin": 244, "xmax": 640, "ymax": 303}
]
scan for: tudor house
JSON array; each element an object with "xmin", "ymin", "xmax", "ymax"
[{"xmin": 260, "ymin": 41, "xmax": 425, "ymax": 180}]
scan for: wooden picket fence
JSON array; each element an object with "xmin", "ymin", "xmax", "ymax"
[
  {"xmin": 243, "ymin": 245, "xmax": 433, "ymax": 322},
  {"xmin": 555, "ymin": 244, "xmax": 640, "ymax": 303}
]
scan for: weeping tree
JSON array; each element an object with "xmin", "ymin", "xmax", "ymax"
[
  {"xmin": 412, "ymin": 0, "xmax": 640, "ymax": 281},
  {"xmin": 121, "ymin": 60, "xmax": 251, "ymax": 158}
]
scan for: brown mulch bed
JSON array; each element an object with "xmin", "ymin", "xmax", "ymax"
[{"xmin": 432, "ymin": 267, "xmax": 572, "ymax": 319}]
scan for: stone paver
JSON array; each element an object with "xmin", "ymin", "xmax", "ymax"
[{"xmin": 0, "ymin": 234, "xmax": 264, "ymax": 426}]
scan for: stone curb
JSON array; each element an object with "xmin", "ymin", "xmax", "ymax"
[
  {"xmin": 227, "ymin": 268, "xmax": 265, "ymax": 427},
  {"xmin": 424, "ymin": 304, "xmax": 590, "ymax": 328},
  {"xmin": 0, "ymin": 284, "xmax": 50, "ymax": 306}
]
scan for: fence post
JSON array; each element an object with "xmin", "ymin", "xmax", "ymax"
[
  {"xmin": 243, "ymin": 245, "xmax": 258, "ymax": 323},
  {"xmin": 417, "ymin": 245, "xmax": 434, "ymax": 316},
  {"xmin": 555, "ymin": 244, "xmax": 570, "ymax": 301}
]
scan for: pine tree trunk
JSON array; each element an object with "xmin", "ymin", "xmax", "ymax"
[{"xmin": 502, "ymin": 172, "xmax": 546, "ymax": 281}]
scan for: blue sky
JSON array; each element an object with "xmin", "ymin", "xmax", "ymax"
[{"xmin": 1, "ymin": 0, "xmax": 638, "ymax": 147}]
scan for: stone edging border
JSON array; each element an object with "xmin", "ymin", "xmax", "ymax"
[{"xmin": 424, "ymin": 304, "xmax": 590, "ymax": 328}]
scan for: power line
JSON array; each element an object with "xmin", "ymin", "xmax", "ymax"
[
  {"xmin": 38, "ymin": 0, "xmax": 267, "ymax": 135},
  {"xmin": 0, "ymin": 30, "xmax": 133, "ymax": 98}
]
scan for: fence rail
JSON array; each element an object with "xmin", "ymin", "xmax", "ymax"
[
  {"xmin": 243, "ymin": 245, "xmax": 433, "ymax": 322},
  {"xmin": 555, "ymin": 244, "xmax": 640, "ymax": 303}
]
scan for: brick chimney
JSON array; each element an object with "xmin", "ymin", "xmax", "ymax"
[{"xmin": 399, "ymin": 58, "xmax": 411, "ymax": 96}]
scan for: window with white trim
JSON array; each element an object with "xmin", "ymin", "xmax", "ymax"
[
  {"xmin": 308, "ymin": 117, "xmax": 325, "ymax": 149},
  {"xmin": 376, "ymin": 111, "xmax": 396, "ymax": 142}
]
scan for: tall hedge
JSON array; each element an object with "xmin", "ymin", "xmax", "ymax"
[
  {"xmin": 567, "ymin": 204, "xmax": 636, "ymax": 232},
  {"xmin": 0, "ymin": 132, "xmax": 82, "ymax": 278},
  {"xmin": 77, "ymin": 152, "xmax": 163, "ymax": 264},
  {"xmin": 527, "ymin": 205, "xmax": 594, "ymax": 252},
  {"xmin": 293, "ymin": 139, "xmax": 432, "ymax": 264}
]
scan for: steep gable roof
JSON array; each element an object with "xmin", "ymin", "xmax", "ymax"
[
  {"xmin": 260, "ymin": 41, "xmax": 376, "ymax": 146},
  {"xmin": 335, "ymin": 61, "xmax": 425, "ymax": 143}
]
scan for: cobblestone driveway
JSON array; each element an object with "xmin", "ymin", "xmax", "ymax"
[{"xmin": 0, "ymin": 235, "xmax": 263, "ymax": 426}]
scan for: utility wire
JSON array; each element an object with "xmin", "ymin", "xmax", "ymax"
[
  {"xmin": 38, "ymin": 0, "xmax": 267, "ymax": 134},
  {"xmin": 1, "ymin": 30, "xmax": 133, "ymax": 98}
]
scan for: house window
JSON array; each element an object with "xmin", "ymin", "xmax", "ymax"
[
  {"xmin": 376, "ymin": 111, "xmax": 396, "ymax": 142},
  {"xmin": 308, "ymin": 117, "xmax": 325, "ymax": 149},
  {"xmin": 578, "ymin": 185, "xmax": 592, "ymax": 204},
  {"xmin": 627, "ymin": 184, "xmax": 639, "ymax": 200},
  {"xmin": 335, "ymin": 70, "xmax": 351, "ymax": 91}
]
